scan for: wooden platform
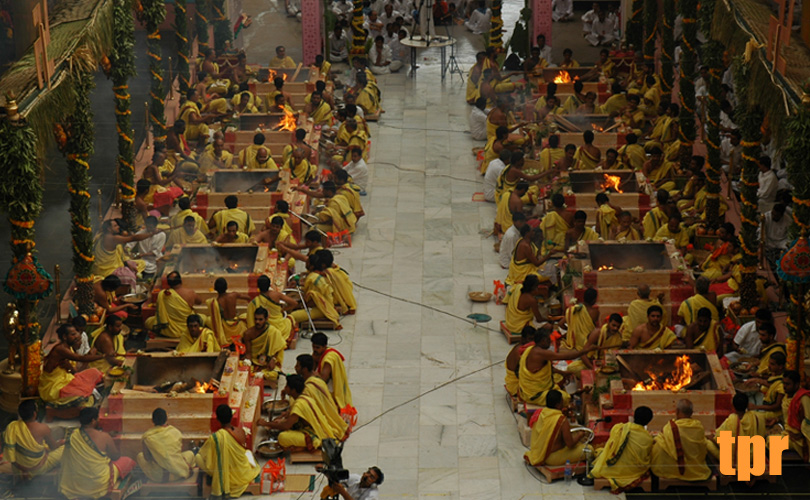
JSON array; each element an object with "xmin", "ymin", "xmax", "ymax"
[
  {"xmin": 201, "ymin": 474, "xmax": 262, "ymax": 498},
  {"xmin": 534, "ymin": 462, "xmax": 586, "ymax": 482},
  {"xmin": 500, "ymin": 321, "xmax": 522, "ymax": 344},
  {"xmin": 137, "ymin": 468, "xmax": 202, "ymax": 497},
  {"xmin": 593, "ymin": 475, "xmax": 652, "ymax": 493},
  {"xmin": 289, "ymin": 449, "xmax": 323, "ymax": 464},
  {"xmin": 657, "ymin": 475, "xmax": 717, "ymax": 491},
  {"xmin": 505, "ymin": 390, "xmax": 519, "ymax": 412}
]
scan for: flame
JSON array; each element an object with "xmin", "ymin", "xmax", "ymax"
[
  {"xmin": 592, "ymin": 124, "xmax": 605, "ymax": 132},
  {"xmin": 601, "ymin": 174, "xmax": 623, "ymax": 193},
  {"xmin": 268, "ymin": 68, "xmax": 277, "ymax": 82},
  {"xmin": 282, "ymin": 73, "xmax": 288, "ymax": 81},
  {"xmin": 553, "ymin": 71, "xmax": 573, "ymax": 84},
  {"xmin": 229, "ymin": 263, "xmax": 239, "ymax": 270},
  {"xmin": 193, "ymin": 381, "xmax": 212, "ymax": 393},
  {"xmin": 597, "ymin": 264, "xmax": 614, "ymax": 271},
  {"xmin": 276, "ymin": 107, "xmax": 297, "ymax": 131},
  {"xmin": 633, "ymin": 355, "xmax": 693, "ymax": 391}
]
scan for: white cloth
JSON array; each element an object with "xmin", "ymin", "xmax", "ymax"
[
  {"xmin": 364, "ymin": 18, "xmax": 384, "ymax": 40},
  {"xmin": 126, "ymin": 230, "xmax": 166, "ymax": 275},
  {"xmin": 369, "ymin": 44, "xmax": 394, "ymax": 74},
  {"xmin": 344, "ymin": 158, "xmax": 369, "ymax": 190},
  {"xmin": 483, "ymin": 159, "xmax": 506, "ymax": 201},
  {"xmin": 329, "ymin": 31, "xmax": 349, "ymax": 60},
  {"xmin": 725, "ymin": 321, "xmax": 761, "ymax": 363},
  {"xmin": 418, "ymin": 0, "xmax": 437, "ymax": 37},
  {"xmin": 537, "ymin": 45, "xmax": 553, "ymax": 66},
  {"xmin": 585, "ymin": 18, "xmax": 615, "ymax": 46},
  {"xmin": 695, "ymin": 77, "xmax": 708, "ymax": 99},
  {"xmin": 343, "ymin": 474, "xmax": 380, "ymax": 500},
  {"xmin": 757, "ymin": 169, "xmax": 778, "ymax": 214},
  {"xmin": 581, "ymin": 9, "xmax": 597, "ymax": 33},
  {"xmin": 76, "ymin": 331, "xmax": 90, "ymax": 355},
  {"xmin": 332, "ymin": 0, "xmax": 353, "ymax": 17},
  {"xmin": 499, "ymin": 225, "xmax": 521, "ymax": 268},
  {"xmin": 379, "ymin": 11, "xmax": 400, "ymax": 28},
  {"xmin": 552, "ymin": 0, "xmax": 573, "ymax": 21},
  {"xmin": 760, "ymin": 210, "xmax": 790, "ymax": 251},
  {"xmin": 465, "ymin": 8, "xmax": 491, "ymax": 34},
  {"xmin": 720, "ymin": 110, "xmax": 737, "ymax": 130},
  {"xmin": 389, "ymin": 37, "xmax": 409, "ymax": 62},
  {"xmin": 469, "ymin": 107, "xmax": 488, "ymax": 141}
]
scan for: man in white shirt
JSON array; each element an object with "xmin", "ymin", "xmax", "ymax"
[
  {"xmin": 365, "ymin": 10, "xmax": 385, "ymax": 40},
  {"xmin": 757, "ymin": 156, "xmax": 778, "ymax": 214},
  {"xmin": 369, "ymin": 35, "xmax": 400, "ymax": 74},
  {"xmin": 499, "ymin": 212, "xmax": 526, "ymax": 268},
  {"xmin": 342, "ymin": 147, "xmax": 369, "ymax": 192},
  {"xmin": 724, "ymin": 309, "xmax": 773, "ymax": 364},
  {"xmin": 330, "ymin": 467, "xmax": 383, "ymax": 500},
  {"xmin": 552, "ymin": 0, "xmax": 574, "ymax": 22},
  {"xmin": 581, "ymin": 3, "xmax": 599, "ymax": 34},
  {"xmin": 585, "ymin": 9, "xmax": 615, "ymax": 46},
  {"xmin": 127, "ymin": 215, "xmax": 166, "ymax": 281},
  {"xmin": 760, "ymin": 204, "xmax": 790, "ymax": 271},
  {"xmin": 536, "ymin": 34, "xmax": 553, "ymax": 66},
  {"xmin": 332, "ymin": 0, "xmax": 353, "ymax": 20},
  {"xmin": 389, "ymin": 29, "xmax": 410, "ymax": 66},
  {"xmin": 469, "ymin": 97, "xmax": 489, "ymax": 141},
  {"xmin": 465, "ymin": 1, "xmax": 491, "ymax": 34},
  {"xmin": 379, "ymin": 3, "xmax": 400, "ymax": 27},
  {"xmin": 484, "ymin": 149, "xmax": 511, "ymax": 202},
  {"xmin": 329, "ymin": 25, "xmax": 349, "ymax": 61},
  {"xmin": 720, "ymin": 129, "xmax": 742, "ymax": 192}
]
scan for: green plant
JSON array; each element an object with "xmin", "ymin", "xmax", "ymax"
[
  {"xmin": 212, "ymin": 0, "xmax": 231, "ymax": 53},
  {"xmin": 175, "ymin": 0, "xmax": 190, "ymax": 93},
  {"xmin": 627, "ymin": 0, "xmax": 644, "ymax": 49},
  {"xmin": 660, "ymin": 0, "xmax": 675, "ymax": 97},
  {"xmin": 138, "ymin": 0, "xmax": 167, "ymax": 145},
  {"xmin": 195, "ymin": 0, "xmax": 210, "ymax": 50},
  {"xmin": 643, "ymin": 0, "xmax": 657, "ymax": 63},
  {"xmin": 489, "ymin": 0, "xmax": 504, "ymax": 50},
  {"xmin": 111, "ymin": 0, "xmax": 137, "ymax": 230},
  {"xmin": 677, "ymin": 0, "xmax": 698, "ymax": 172},
  {"xmin": 350, "ymin": 0, "xmax": 366, "ymax": 56},
  {"xmin": 703, "ymin": 41, "xmax": 723, "ymax": 228}
]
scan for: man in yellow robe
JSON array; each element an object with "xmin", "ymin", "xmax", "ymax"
[
  {"xmin": 196, "ymin": 405, "xmax": 262, "ymax": 498},
  {"xmin": 238, "ymin": 134, "xmax": 279, "ymax": 170},
  {"xmin": 611, "ymin": 211, "xmax": 642, "ymax": 240},
  {"xmin": 242, "ymin": 307, "xmax": 287, "ymax": 380},
  {"xmin": 629, "ymin": 305, "xmax": 678, "ymax": 350},
  {"xmin": 170, "ymin": 197, "xmax": 209, "ymax": 235},
  {"xmin": 653, "ymin": 212, "xmax": 692, "ymax": 261},
  {"xmin": 317, "ymin": 181, "xmax": 357, "ymax": 234},
  {"xmin": 748, "ymin": 351, "xmax": 786, "ymax": 420},
  {"xmin": 260, "ymin": 374, "xmax": 348, "ymax": 451},
  {"xmin": 39, "ymin": 324, "xmax": 104, "ymax": 407},
  {"xmin": 595, "ymin": 193, "xmax": 621, "ymax": 238},
  {"xmin": 311, "ymin": 332, "xmax": 353, "ymax": 410},
  {"xmin": 504, "ymin": 276, "xmax": 544, "ymax": 335},
  {"xmin": 284, "ymin": 147, "xmax": 318, "ymax": 184},
  {"xmin": 602, "ymin": 83, "xmax": 627, "ymax": 115},
  {"xmin": 564, "ymin": 210, "xmax": 600, "ymax": 249},
  {"xmin": 563, "ymin": 288, "xmax": 599, "ymax": 351},
  {"xmin": 625, "ymin": 284, "xmax": 668, "ymax": 332},
  {"xmin": 707, "ymin": 392, "xmax": 767, "ymax": 459},
  {"xmin": 755, "ymin": 323, "xmax": 785, "ymax": 377},
  {"xmin": 2, "ymin": 400, "xmax": 64, "ymax": 478},
  {"xmin": 269, "ymin": 45, "xmax": 296, "ymax": 68},
  {"xmin": 505, "ymin": 327, "xmax": 536, "ymax": 396},
  {"xmin": 88, "ymin": 315, "xmax": 126, "ymax": 373},
  {"xmin": 60, "ymin": 408, "xmax": 136, "ymax": 499},
  {"xmin": 677, "ymin": 276, "xmax": 718, "ymax": 325},
  {"xmin": 136, "ymin": 408, "xmax": 195, "ymax": 482},
  {"xmin": 538, "ymin": 135, "xmax": 565, "ymax": 172},
  {"xmin": 643, "ymin": 147, "xmax": 676, "ymax": 192},
  {"xmin": 684, "ymin": 308, "xmax": 722, "ymax": 353},
  {"xmin": 567, "ymin": 313, "xmax": 628, "ymax": 374},
  {"xmin": 165, "ymin": 215, "xmax": 208, "ymax": 249},
  {"xmin": 246, "ymin": 274, "xmax": 299, "ymax": 340},
  {"xmin": 289, "ymin": 254, "xmax": 342, "ymax": 329},
  {"xmin": 651, "ymin": 399, "xmax": 712, "ymax": 481},
  {"xmin": 540, "ymin": 194, "xmax": 571, "ymax": 253},
  {"xmin": 642, "ymin": 190, "xmax": 670, "ymax": 239},
  {"xmin": 617, "ymin": 133, "xmax": 646, "ymax": 171},
  {"xmin": 524, "ymin": 390, "xmax": 587, "ymax": 466},
  {"xmin": 146, "ymin": 271, "xmax": 206, "ymax": 338},
  {"xmin": 572, "ymin": 131, "xmax": 601, "ymax": 170},
  {"xmin": 306, "ymin": 91, "xmax": 333, "ymax": 125},
  {"xmin": 294, "ymin": 355, "xmax": 351, "ymax": 433},
  {"xmin": 178, "ymin": 89, "xmax": 211, "ymax": 142},
  {"xmin": 207, "ymin": 277, "xmax": 249, "ymax": 346},
  {"xmin": 209, "ymin": 195, "xmax": 256, "ymax": 236},
  {"xmin": 177, "ymin": 314, "xmax": 219, "ymax": 353},
  {"xmin": 782, "ymin": 370, "xmax": 810, "ymax": 460},
  {"xmin": 589, "ymin": 406, "xmax": 654, "ymax": 493}
]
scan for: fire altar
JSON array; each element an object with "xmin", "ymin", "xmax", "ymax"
[
  {"xmin": 99, "ymin": 352, "xmax": 262, "ymax": 456},
  {"xmin": 556, "ymin": 169, "xmax": 650, "ymax": 225}
]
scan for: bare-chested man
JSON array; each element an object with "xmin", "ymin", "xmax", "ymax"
[
  {"xmin": 629, "ymin": 305, "xmax": 679, "ymax": 350},
  {"xmin": 213, "ymin": 277, "xmax": 251, "ymax": 320}
]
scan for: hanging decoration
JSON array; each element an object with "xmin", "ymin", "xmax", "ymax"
[
  {"xmin": 489, "ymin": 0, "xmax": 504, "ymax": 50},
  {"xmin": 627, "ymin": 0, "xmax": 644, "ymax": 50},
  {"xmin": 643, "ymin": 0, "xmax": 657, "ymax": 62},
  {"xmin": 111, "ymin": 0, "xmax": 137, "ymax": 230},
  {"xmin": 195, "ymin": 0, "xmax": 211, "ymax": 51},
  {"xmin": 677, "ymin": 0, "xmax": 698, "ymax": 172},
  {"xmin": 350, "ymin": 0, "xmax": 366, "ymax": 57},
  {"xmin": 137, "ymin": 0, "xmax": 167, "ymax": 145},
  {"xmin": 660, "ymin": 0, "xmax": 675, "ymax": 98},
  {"xmin": 212, "ymin": 0, "xmax": 232, "ymax": 53},
  {"xmin": 700, "ymin": 0, "xmax": 723, "ymax": 228},
  {"xmin": 175, "ymin": 0, "xmax": 191, "ymax": 93}
]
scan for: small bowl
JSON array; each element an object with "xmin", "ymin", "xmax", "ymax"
[
  {"xmin": 120, "ymin": 293, "xmax": 148, "ymax": 305},
  {"xmin": 468, "ymin": 291, "xmax": 492, "ymax": 303},
  {"xmin": 263, "ymin": 398, "xmax": 290, "ymax": 415},
  {"xmin": 256, "ymin": 439, "xmax": 284, "ymax": 458}
]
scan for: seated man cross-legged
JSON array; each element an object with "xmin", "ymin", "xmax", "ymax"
[
  {"xmin": 524, "ymin": 389, "xmax": 588, "ymax": 467},
  {"xmin": 137, "ymin": 407, "xmax": 195, "ymax": 483},
  {"xmin": 589, "ymin": 406, "xmax": 654, "ymax": 493},
  {"xmin": 650, "ymin": 399, "xmax": 712, "ymax": 481}
]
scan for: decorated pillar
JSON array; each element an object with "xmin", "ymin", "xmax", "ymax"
[
  {"xmin": 660, "ymin": 0, "xmax": 675, "ymax": 99},
  {"xmin": 643, "ymin": 0, "xmax": 656, "ymax": 62},
  {"xmin": 677, "ymin": 0, "xmax": 698, "ymax": 172},
  {"xmin": 350, "ymin": 0, "xmax": 366, "ymax": 58},
  {"xmin": 138, "ymin": 0, "xmax": 168, "ymax": 145},
  {"xmin": 195, "ymin": 0, "xmax": 211, "ymax": 51},
  {"xmin": 111, "ymin": 0, "xmax": 137, "ymax": 231},
  {"xmin": 212, "ymin": 0, "xmax": 231, "ymax": 53},
  {"xmin": 175, "ymin": 0, "xmax": 191, "ymax": 93},
  {"xmin": 301, "ymin": 0, "xmax": 322, "ymax": 65},
  {"xmin": 700, "ymin": 0, "xmax": 723, "ymax": 228},
  {"xmin": 489, "ymin": 0, "xmax": 503, "ymax": 50},
  {"xmin": 531, "ymin": 0, "xmax": 552, "ymax": 45}
]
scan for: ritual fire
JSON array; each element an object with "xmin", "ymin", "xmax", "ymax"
[
  {"xmin": 601, "ymin": 174, "xmax": 623, "ymax": 193},
  {"xmin": 553, "ymin": 71, "xmax": 573, "ymax": 84},
  {"xmin": 596, "ymin": 264, "xmax": 614, "ymax": 271},
  {"xmin": 267, "ymin": 68, "xmax": 288, "ymax": 82},
  {"xmin": 193, "ymin": 380, "xmax": 213, "ymax": 393},
  {"xmin": 276, "ymin": 107, "xmax": 297, "ymax": 131},
  {"xmin": 632, "ymin": 355, "xmax": 693, "ymax": 391}
]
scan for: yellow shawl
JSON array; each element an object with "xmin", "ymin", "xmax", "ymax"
[
  {"xmin": 319, "ymin": 196, "xmax": 357, "ymax": 233},
  {"xmin": 177, "ymin": 326, "xmax": 219, "ymax": 353},
  {"xmin": 142, "ymin": 425, "xmax": 192, "ymax": 480},
  {"xmin": 212, "ymin": 208, "xmax": 255, "ymax": 236},
  {"xmin": 505, "ymin": 284, "xmax": 534, "ymax": 334},
  {"xmin": 506, "ymin": 240, "xmax": 543, "ymax": 286},
  {"xmin": 165, "ymin": 227, "xmax": 208, "ymax": 248},
  {"xmin": 618, "ymin": 143, "xmax": 646, "ymax": 171},
  {"xmin": 319, "ymin": 349, "xmax": 353, "ymax": 409},
  {"xmin": 246, "ymin": 294, "xmax": 294, "ymax": 340},
  {"xmin": 59, "ymin": 428, "xmax": 115, "ymax": 499},
  {"xmin": 291, "ymin": 393, "xmax": 348, "ymax": 442},
  {"xmin": 196, "ymin": 429, "xmax": 261, "ymax": 498},
  {"xmin": 239, "ymin": 144, "xmax": 279, "ymax": 171},
  {"xmin": 325, "ymin": 266, "xmax": 357, "ymax": 314},
  {"xmin": 518, "ymin": 346, "xmax": 568, "ymax": 406},
  {"xmin": 524, "ymin": 408, "xmax": 566, "ymax": 466},
  {"xmin": 303, "ymin": 272, "xmax": 341, "ymax": 327},
  {"xmin": 88, "ymin": 327, "xmax": 125, "ymax": 372},
  {"xmin": 692, "ymin": 320, "xmax": 721, "ymax": 352},
  {"xmin": 540, "ymin": 211, "xmax": 570, "ymax": 253},
  {"xmin": 597, "ymin": 204, "xmax": 618, "ymax": 238},
  {"xmin": 677, "ymin": 294, "xmax": 718, "ymax": 325},
  {"xmin": 564, "ymin": 304, "xmax": 595, "ymax": 350},
  {"xmin": 573, "ymin": 146, "xmax": 600, "ymax": 170},
  {"xmin": 637, "ymin": 325, "xmax": 677, "ymax": 350},
  {"xmin": 207, "ymin": 297, "xmax": 246, "ymax": 347},
  {"xmin": 92, "ymin": 239, "xmax": 124, "ymax": 280},
  {"xmin": 642, "ymin": 207, "xmax": 668, "ymax": 239},
  {"xmin": 3, "ymin": 420, "xmax": 59, "ymax": 476},
  {"xmin": 651, "ymin": 419, "xmax": 712, "ymax": 480},
  {"xmin": 758, "ymin": 343, "xmax": 786, "ymax": 376},
  {"xmin": 303, "ymin": 376, "xmax": 347, "ymax": 433},
  {"xmin": 151, "ymin": 289, "xmax": 206, "ymax": 339},
  {"xmin": 248, "ymin": 324, "xmax": 286, "ymax": 367},
  {"xmin": 590, "ymin": 422, "xmax": 653, "ymax": 493},
  {"xmin": 170, "ymin": 209, "xmax": 209, "ymax": 235}
]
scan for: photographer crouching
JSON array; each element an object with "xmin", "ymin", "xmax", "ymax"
[{"xmin": 321, "ymin": 466, "xmax": 384, "ymax": 500}]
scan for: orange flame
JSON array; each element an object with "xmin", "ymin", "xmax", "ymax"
[
  {"xmin": 596, "ymin": 264, "xmax": 614, "ymax": 271},
  {"xmin": 633, "ymin": 355, "xmax": 693, "ymax": 391},
  {"xmin": 592, "ymin": 124, "xmax": 605, "ymax": 132},
  {"xmin": 601, "ymin": 174, "xmax": 623, "ymax": 193},
  {"xmin": 193, "ymin": 381, "xmax": 212, "ymax": 393},
  {"xmin": 282, "ymin": 73, "xmax": 288, "ymax": 81},
  {"xmin": 268, "ymin": 68, "xmax": 277, "ymax": 82},
  {"xmin": 276, "ymin": 107, "xmax": 297, "ymax": 131},
  {"xmin": 553, "ymin": 71, "xmax": 573, "ymax": 84}
]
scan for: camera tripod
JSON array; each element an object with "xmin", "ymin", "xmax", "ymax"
[{"xmin": 443, "ymin": 22, "xmax": 464, "ymax": 81}]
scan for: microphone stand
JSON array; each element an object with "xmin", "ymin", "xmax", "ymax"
[{"xmin": 577, "ymin": 417, "xmax": 611, "ymax": 485}]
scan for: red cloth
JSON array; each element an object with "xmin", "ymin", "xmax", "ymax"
[
  {"xmin": 709, "ymin": 282, "xmax": 735, "ymax": 296},
  {"xmin": 59, "ymin": 368, "xmax": 103, "ymax": 398},
  {"xmin": 788, "ymin": 389, "xmax": 810, "ymax": 430},
  {"xmin": 153, "ymin": 187, "xmax": 184, "ymax": 208},
  {"xmin": 113, "ymin": 456, "xmax": 136, "ymax": 479}
]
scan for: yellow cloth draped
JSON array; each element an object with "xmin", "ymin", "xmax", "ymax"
[
  {"xmin": 692, "ymin": 320, "xmax": 721, "ymax": 352},
  {"xmin": 319, "ymin": 196, "xmax": 357, "ymax": 233},
  {"xmin": 590, "ymin": 422, "xmax": 653, "ymax": 492},
  {"xmin": 248, "ymin": 324, "xmax": 286, "ymax": 367},
  {"xmin": 203, "ymin": 97, "xmax": 229, "ymax": 115},
  {"xmin": 285, "ymin": 157, "xmax": 317, "ymax": 183},
  {"xmin": 170, "ymin": 209, "xmax": 209, "ymax": 235},
  {"xmin": 618, "ymin": 143, "xmax": 646, "ymax": 171},
  {"xmin": 88, "ymin": 327, "xmax": 125, "ymax": 372},
  {"xmin": 700, "ymin": 244, "xmax": 733, "ymax": 280},
  {"xmin": 3, "ymin": 420, "xmax": 64, "ymax": 477},
  {"xmin": 269, "ymin": 56, "xmax": 296, "ymax": 68},
  {"xmin": 614, "ymin": 227, "xmax": 642, "ymax": 240},
  {"xmin": 482, "ymin": 136, "xmax": 499, "ymax": 173},
  {"xmin": 177, "ymin": 327, "xmax": 219, "ymax": 353},
  {"xmin": 38, "ymin": 364, "xmax": 77, "ymax": 405},
  {"xmin": 573, "ymin": 147, "xmax": 599, "ymax": 170},
  {"xmin": 59, "ymin": 428, "xmax": 117, "ymax": 499},
  {"xmin": 577, "ymin": 227, "xmax": 600, "ymax": 242},
  {"xmin": 651, "ymin": 419, "xmax": 712, "ymax": 481},
  {"xmin": 506, "ymin": 241, "xmax": 547, "ymax": 286},
  {"xmin": 525, "ymin": 408, "xmax": 584, "ymax": 466},
  {"xmin": 757, "ymin": 343, "xmax": 786, "ymax": 376},
  {"xmin": 207, "ymin": 298, "xmax": 246, "ymax": 347},
  {"xmin": 356, "ymin": 86, "xmax": 380, "ymax": 115},
  {"xmin": 707, "ymin": 411, "xmax": 767, "ymax": 459},
  {"xmin": 562, "ymin": 95, "xmax": 583, "ymax": 115},
  {"xmin": 465, "ymin": 66, "xmax": 483, "ymax": 102},
  {"xmin": 137, "ymin": 425, "xmax": 193, "ymax": 482},
  {"xmin": 338, "ymin": 185, "xmax": 364, "ymax": 218},
  {"xmin": 199, "ymin": 149, "xmax": 235, "ymax": 171},
  {"xmin": 320, "ymin": 349, "xmax": 352, "ymax": 408},
  {"xmin": 597, "ymin": 204, "xmax": 618, "ymax": 238},
  {"xmin": 495, "ymin": 188, "xmax": 516, "ymax": 231},
  {"xmin": 325, "ymin": 266, "xmax": 357, "ymax": 314},
  {"xmin": 637, "ymin": 325, "xmax": 677, "ymax": 350},
  {"xmin": 310, "ymin": 101, "xmax": 333, "ymax": 125},
  {"xmin": 165, "ymin": 227, "xmax": 208, "ymax": 248},
  {"xmin": 212, "ymin": 208, "xmax": 255, "ymax": 236},
  {"xmin": 518, "ymin": 346, "xmax": 569, "ymax": 406},
  {"xmin": 302, "ymin": 377, "xmax": 347, "ymax": 435},
  {"xmin": 196, "ymin": 429, "xmax": 261, "ymax": 498},
  {"xmin": 642, "ymin": 207, "xmax": 668, "ymax": 239},
  {"xmin": 602, "ymin": 94, "xmax": 628, "ymax": 115},
  {"xmin": 304, "ymin": 272, "xmax": 340, "ymax": 326},
  {"xmin": 246, "ymin": 294, "xmax": 294, "ymax": 340},
  {"xmin": 92, "ymin": 239, "xmax": 124, "ymax": 279},
  {"xmin": 647, "ymin": 161, "xmax": 674, "ymax": 184},
  {"xmin": 650, "ymin": 116, "xmax": 672, "ymax": 143},
  {"xmin": 567, "ymin": 324, "xmax": 627, "ymax": 373},
  {"xmin": 564, "ymin": 304, "xmax": 595, "ymax": 350},
  {"xmin": 284, "ymin": 393, "xmax": 348, "ymax": 446},
  {"xmin": 625, "ymin": 298, "xmax": 665, "ymax": 332},
  {"xmin": 239, "ymin": 144, "xmax": 279, "ymax": 171},
  {"xmin": 505, "ymin": 356, "xmax": 521, "ymax": 396},
  {"xmin": 654, "ymin": 225, "xmax": 690, "ymax": 251},
  {"xmin": 540, "ymin": 211, "xmax": 570, "ymax": 253},
  {"xmin": 782, "ymin": 393, "xmax": 810, "ymax": 457},
  {"xmin": 538, "ymin": 147, "xmax": 565, "ymax": 172},
  {"xmin": 231, "ymin": 91, "xmax": 259, "ymax": 113},
  {"xmin": 761, "ymin": 375, "xmax": 785, "ymax": 419},
  {"xmin": 505, "ymin": 284, "xmax": 534, "ymax": 334},
  {"xmin": 677, "ymin": 294, "xmax": 718, "ymax": 325},
  {"xmin": 148, "ymin": 289, "xmax": 207, "ymax": 339},
  {"xmin": 178, "ymin": 102, "xmax": 209, "ymax": 141}
]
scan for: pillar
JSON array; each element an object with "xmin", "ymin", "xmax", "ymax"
[
  {"xmin": 301, "ymin": 0, "xmax": 322, "ymax": 65},
  {"xmin": 532, "ymin": 0, "xmax": 553, "ymax": 45}
]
